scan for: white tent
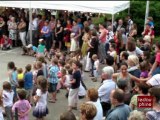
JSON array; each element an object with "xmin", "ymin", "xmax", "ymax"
[
  {"xmin": 0, "ymin": 1, "xmax": 130, "ymax": 42},
  {"xmin": 0, "ymin": 1, "xmax": 130, "ymax": 15}
]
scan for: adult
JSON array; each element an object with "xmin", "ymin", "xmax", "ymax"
[
  {"xmin": 63, "ymin": 19, "xmax": 72, "ymax": 52},
  {"xmin": 55, "ymin": 19, "xmax": 63, "ymax": 50},
  {"xmin": 71, "ymin": 20, "xmax": 81, "ymax": 49},
  {"xmin": 80, "ymin": 102, "xmax": 97, "ymax": 120},
  {"xmin": 85, "ymin": 30, "xmax": 98, "ymax": 76},
  {"xmin": 81, "ymin": 27, "xmax": 90, "ymax": 57},
  {"xmin": 129, "ymin": 23, "xmax": 137, "ymax": 39},
  {"xmin": 18, "ymin": 17, "xmax": 27, "ymax": 46},
  {"xmin": 0, "ymin": 16, "xmax": 5, "ymax": 38},
  {"xmin": 49, "ymin": 15, "xmax": 56, "ymax": 45},
  {"xmin": 128, "ymin": 110, "xmax": 146, "ymax": 120},
  {"xmin": 126, "ymin": 15, "xmax": 133, "ymax": 35},
  {"xmin": 142, "ymin": 23, "xmax": 155, "ymax": 44},
  {"xmin": 88, "ymin": 18, "xmax": 95, "ymax": 30},
  {"xmin": 116, "ymin": 19, "xmax": 125, "ymax": 32},
  {"xmin": 128, "ymin": 55, "xmax": 141, "ymax": 87},
  {"xmin": 87, "ymin": 88, "xmax": 103, "ymax": 120},
  {"xmin": 146, "ymin": 87, "xmax": 160, "ymax": 120},
  {"xmin": 127, "ymin": 37, "xmax": 143, "ymax": 57},
  {"xmin": 106, "ymin": 89, "xmax": 131, "ymax": 120},
  {"xmin": 28, "ymin": 14, "xmax": 38, "ymax": 46},
  {"xmin": 8, "ymin": 17, "xmax": 17, "ymax": 47},
  {"xmin": 41, "ymin": 20, "xmax": 51, "ymax": 52},
  {"xmin": 98, "ymin": 66, "xmax": 116, "ymax": 116},
  {"xmin": 38, "ymin": 15, "xmax": 46, "ymax": 38},
  {"xmin": 98, "ymin": 23, "xmax": 108, "ymax": 64},
  {"xmin": 129, "ymin": 83, "xmax": 150, "ymax": 110}
]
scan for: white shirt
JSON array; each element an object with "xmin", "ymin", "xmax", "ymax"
[
  {"xmin": 147, "ymin": 74, "xmax": 160, "ymax": 86},
  {"xmin": 29, "ymin": 18, "xmax": 38, "ymax": 30},
  {"xmin": 87, "ymin": 99, "xmax": 103, "ymax": 120},
  {"xmin": 0, "ymin": 107, "xmax": 4, "ymax": 120},
  {"xmin": 127, "ymin": 47, "xmax": 143, "ymax": 56},
  {"xmin": 2, "ymin": 90, "xmax": 14, "ymax": 107},
  {"xmin": 94, "ymin": 60, "xmax": 99, "ymax": 70},
  {"xmin": 36, "ymin": 89, "xmax": 48, "ymax": 108},
  {"xmin": 98, "ymin": 79, "xmax": 116, "ymax": 103},
  {"xmin": 78, "ymin": 82, "xmax": 86, "ymax": 96}
]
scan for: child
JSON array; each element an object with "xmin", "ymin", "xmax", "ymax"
[
  {"xmin": 22, "ymin": 44, "xmax": 38, "ymax": 56},
  {"xmin": 91, "ymin": 54, "xmax": 99, "ymax": 82},
  {"xmin": 33, "ymin": 76, "xmax": 48, "ymax": 119},
  {"xmin": 36, "ymin": 61, "xmax": 44, "ymax": 77},
  {"xmin": 70, "ymin": 33, "xmax": 77, "ymax": 52},
  {"xmin": 149, "ymin": 42, "xmax": 160, "ymax": 76},
  {"xmin": 17, "ymin": 80, "xmax": 25, "ymax": 93},
  {"xmin": 68, "ymin": 61, "xmax": 81, "ymax": 111},
  {"xmin": 58, "ymin": 59, "xmax": 65, "ymax": 71},
  {"xmin": 0, "ymin": 92, "xmax": 4, "ymax": 120},
  {"xmin": 48, "ymin": 58, "xmax": 59, "ymax": 103},
  {"xmin": 37, "ymin": 39, "xmax": 46, "ymax": 57},
  {"xmin": 0, "ymin": 33, "xmax": 12, "ymax": 50},
  {"xmin": 12, "ymin": 89, "xmax": 31, "ymax": 120},
  {"xmin": 108, "ymin": 43, "xmax": 117, "ymax": 62},
  {"xmin": 140, "ymin": 61, "xmax": 149, "ymax": 79},
  {"xmin": 59, "ymin": 69, "xmax": 67, "ymax": 89},
  {"xmin": 24, "ymin": 64, "xmax": 33, "ymax": 103},
  {"xmin": 17, "ymin": 68, "xmax": 24, "ymax": 81},
  {"xmin": 7, "ymin": 61, "xmax": 18, "ymax": 101},
  {"xmin": 2, "ymin": 81, "xmax": 14, "ymax": 120}
]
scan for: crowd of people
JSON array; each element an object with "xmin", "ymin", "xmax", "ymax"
[{"xmin": 0, "ymin": 8, "xmax": 160, "ymax": 120}]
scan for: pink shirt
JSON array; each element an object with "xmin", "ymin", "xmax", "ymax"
[
  {"xmin": 12, "ymin": 100, "xmax": 31, "ymax": 120},
  {"xmin": 99, "ymin": 28, "xmax": 108, "ymax": 43},
  {"xmin": 156, "ymin": 52, "xmax": 160, "ymax": 65}
]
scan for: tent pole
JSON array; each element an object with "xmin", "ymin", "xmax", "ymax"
[
  {"xmin": 112, "ymin": 14, "xmax": 114, "ymax": 32},
  {"xmin": 144, "ymin": 1, "xmax": 149, "ymax": 29},
  {"xmin": 29, "ymin": 1, "xmax": 32, "ymax": 45}
]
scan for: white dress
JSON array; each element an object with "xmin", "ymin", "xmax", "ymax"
[
  {"xmin": 0, "ymin": 107, "xmax": 4, "ymax": 120},
  {"xmin": 70, "ymin": 38, "xmax": 77, "ymax": 52}
]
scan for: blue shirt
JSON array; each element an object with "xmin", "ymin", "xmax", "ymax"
[
  {"xmin": 106, "ymin": 104, "xmax": 131, "ymax": 120},
  {"xmin": 48, "ymin": 65, "xmax": 59, "ymax": 84},
  {"xmin": 10, "ymin": 71, "xmax": 18, "ymax": 87},
  {"xmin": 42, "ymin": 26, "xmax": 51, "ymax": 38},
  {"xmin": 32, "ymin": 46, "xmax": 38, "ymax": 53},
  {"xmin": 24, "ymin": 72, "xmax": 33, "ymax": 89}
]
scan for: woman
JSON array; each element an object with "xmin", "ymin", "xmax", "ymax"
[
  {"xmin": 128, "ymin": 55, "xmax": 141, "ymax": 88},
  {"xmin": 98, "ymin": 23, "xmax": 108, "ymax": 64},
  {"xmin": 41, "ymin": 20, "xmax": 51, "ymax": 52},
  {"xmin": 63, "ymin": 19, "xmax": 72, "ymax": 52},
  {"xmin": 8, "ymin": 17, "xmax": 17, "ymax": 47},
  {"xmin": 71, "ymin": 20, "xmax": 81, "ymax": 49},
  {"xmin": 146, "ymin": 87, "xmax": 160, "ymax": 120},
  {"xmin": 81, "ymin": 26, "xmax": 90, "ymax": 57},
  {"xmin": 86, "ymin": 88, "xmax": 103, "ymax": 120},
  {"xmin": 55, "ymin": 19, "xmax": 63, "ymax": 50},
  {"xmin": 129, "ymin": 23, "xmax": 137, "ymax": 39},
  {"xmin": 18, "ymin": 17, "xmax": 27, "ymax": 46},
  {"xmin": 113, "ymin": 62, "xmax": 140, "ymax": 94}
]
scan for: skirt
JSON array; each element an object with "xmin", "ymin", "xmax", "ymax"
[
  {"xmin": 33, "ymin": 106, "xmax": 49, "ymax": 118},
  {"xmin": 68, "ymin": 88, "xmax": 79, "ymax": 107}
]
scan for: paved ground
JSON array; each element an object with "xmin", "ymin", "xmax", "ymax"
[{"xmin": 0, "ymin": 47, "xmax": 103, "ymax": 120}]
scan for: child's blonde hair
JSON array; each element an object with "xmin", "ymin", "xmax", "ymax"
[
  {"xmin": 92, "ymin": 54, "xmax": 98, "ymax": 60},
  {"xmin": 17, "ymin": 68, "xmax": 23, "ymax": 74}
]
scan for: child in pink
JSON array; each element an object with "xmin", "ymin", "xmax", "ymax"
[{"xmin": 12, "ymin": 89, "xmax": 31, "ymax": 120}]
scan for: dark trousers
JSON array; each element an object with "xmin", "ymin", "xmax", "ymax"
[
  {"xmin": 91, "ymin": 58, "xmax": 94, "ymax": 76},
  {"xmin": 100, "ymin": 102, "xmax": 111, "ymax": 117},
  {"xmin": 45, "ymin": 36, "xmax": 51, "ymax": 52}
]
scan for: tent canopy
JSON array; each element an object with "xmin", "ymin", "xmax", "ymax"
[{"xmin": 0, "ymin": 1, "xmax": 130, "ymax": 14}]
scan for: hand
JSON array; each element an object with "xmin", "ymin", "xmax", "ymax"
[{"xmin": 148, "ymin": 72, "xmax": 152, "ymax": 77}]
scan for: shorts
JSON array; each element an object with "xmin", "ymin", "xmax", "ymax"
[
  {"xmin": 48, "ymin": 83, "xmax": 57, "ymax": 93},
  {"xmin": 26, "ymin": 88, "xmax": 33, "ymax": 98}
]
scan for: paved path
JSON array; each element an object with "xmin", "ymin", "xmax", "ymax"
[{"xmin": 0, "ymin": 47, "xmax": 103, "ymax": 120}]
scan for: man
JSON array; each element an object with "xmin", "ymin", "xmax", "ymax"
[
  {"xmin": 126, "ymin": 15, "xmax": 133, "ymax": 35},
  {"xmin": 116, "ymin": 19, "xmax": 125, "ymax": 32},
  {"xmin": 106, "ymin": 89, "xmax": 131, "ymax": 120},
  {"xmin": 98, "ymin": 66, "xmax": 116, "ymax": 116}
]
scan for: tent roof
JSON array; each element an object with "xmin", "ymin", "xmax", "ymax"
[{"xmin": 0, "ymin": 1, "xmax": 130, "ymax": 14}]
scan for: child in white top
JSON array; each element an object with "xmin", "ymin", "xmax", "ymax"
[
  {"xmin": 91, "ymin": 54, "xmax": 100, "ymax": 82},
  {"xmin": 0, "ymin": 91, "xmax": 4, "ymax": 120},
  {"xmin": 2, "ymin": 81, "xmax": 14, "ymax": 120},
  {"xmin": 33, "ymin": 76, "xmax": 48, "ymax": 119}
]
